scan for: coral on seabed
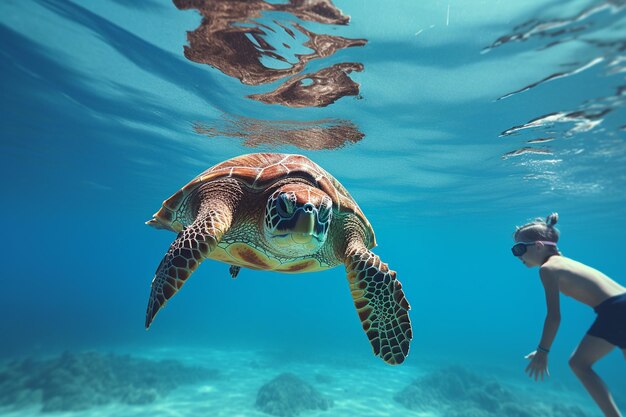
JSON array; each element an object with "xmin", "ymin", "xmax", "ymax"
[
  {"xmin": 256, "ymin": 372, "xmax": 333, "ymax": 417},
  {"xmin": 0, "ymin": 351, "xmax": 218, "ymax": 412},
  {"xmin": 394, "ymin": 365, "xmax": 590, "ymax": 417}
]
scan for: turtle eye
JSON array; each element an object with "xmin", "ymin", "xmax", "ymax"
[
  {"xmin": 318, "ymin": 198, "xmax": 332, "ymax": 223},
  {"xmin": 276, "ymin": 193, "xmax": 295, "ymax": 217}
]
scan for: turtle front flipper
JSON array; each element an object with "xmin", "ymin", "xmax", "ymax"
[
  {"xmin": 345, "ymin": 243, "xmax": 412, "ymax": 365},
  {"xmin": 145, "ymin": 203, "xmax": 233, "ymax": 329}
]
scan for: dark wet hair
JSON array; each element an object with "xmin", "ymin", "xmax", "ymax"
[{"xmin": 514, "ymin": 212, "xmax": 560, "ymax": 243}]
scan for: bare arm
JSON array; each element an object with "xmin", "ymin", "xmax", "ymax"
[
  {"xmin": 538, "ymin": 266, "xmax": 561, "ymax": 350},
  {"xmin": 525, "ymin": 266, "xmax": 561, "ymax": 381}
]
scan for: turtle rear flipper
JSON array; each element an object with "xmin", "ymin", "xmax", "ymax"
[
  {"xmin": 229, "ymin": 265, "xmax": 241, "ymax": 279},
  {"xmin": 145, "ymin": 203, "xmax": 233, "ymax": 329},
  {"xmin": 345, "ymin": 246, "xmax": 412, "ymax": 365}
]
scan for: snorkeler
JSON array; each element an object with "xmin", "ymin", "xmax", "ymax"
[{"xmin": 512, "ymin": 213, "xmax": 625, "ymax": 417}]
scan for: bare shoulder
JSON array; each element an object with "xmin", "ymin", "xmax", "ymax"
[
  {"xmin": 540, "ymin": 255, "xmax": 566, "ymax": 272},
  {"xmin": 539, "ymin": 256, "xmax": 569, "ymax": 280}
]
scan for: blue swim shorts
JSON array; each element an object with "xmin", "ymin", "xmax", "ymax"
[{"xmin": 587, "ymin": 292, "xmax": 626, "ymax": 349}]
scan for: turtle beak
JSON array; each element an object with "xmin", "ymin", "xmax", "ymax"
[{"xmin": 291, "ymin": 205, "xmax": 316, "ymax": 244}]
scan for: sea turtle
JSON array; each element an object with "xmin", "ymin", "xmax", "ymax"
[{"xmin": 145, "ymin": 153, "xmax": 412, "ymax": 365}]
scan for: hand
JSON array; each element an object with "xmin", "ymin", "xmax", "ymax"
[{"xmin": 525, "ymin": 350, "xmax": 549, "ymax": 381}]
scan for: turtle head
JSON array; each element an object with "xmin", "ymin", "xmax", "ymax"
[{"xmin": 264, "ymin": 184, "xmax": 333, "ymax": 256}]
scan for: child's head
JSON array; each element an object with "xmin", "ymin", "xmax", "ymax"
[
  {"xmin": 512, "ymin": 213, "xmax": 561, "ymax": 267},
  {"xmin": 514, "ymin": 212, "xmax": 560, "ymax": 243}
]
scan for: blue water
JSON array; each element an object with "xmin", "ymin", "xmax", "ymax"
[{"xmin": 1, "ymin": 0, "xmax": 625, "ymax": 416}]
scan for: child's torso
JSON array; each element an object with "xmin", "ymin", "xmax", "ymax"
[{"xmin": 544, "ymin": 256, "xmax": 626, "ymax": 308}]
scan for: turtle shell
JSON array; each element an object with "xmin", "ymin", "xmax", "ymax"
[{"xmin": 147, "ymin": 153, "xmax": 376, "ymax": 247}]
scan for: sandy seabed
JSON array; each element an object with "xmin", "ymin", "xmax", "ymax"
[{"xmin": 0, "ymin": 346, "xmax": 603, "ymax": 417}]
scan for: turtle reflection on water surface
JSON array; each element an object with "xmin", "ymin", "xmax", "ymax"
[{"xmin": 145, "ymin": 153, "xmax": 412, "ymax": 365}]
